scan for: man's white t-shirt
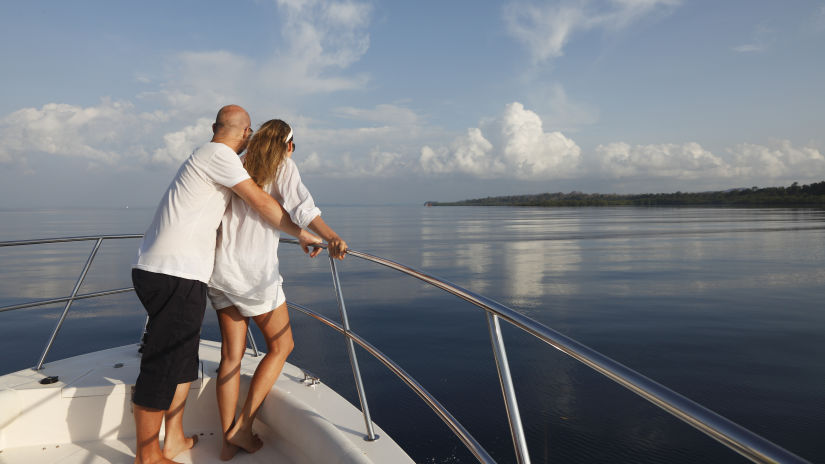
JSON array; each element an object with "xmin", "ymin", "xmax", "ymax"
[
  {"xmin": 134, "ymin": 142, "xmax": 251, "ymax": 283},
  {"xmin": 209, "ymin": 157, "xmax": 321, "ymax": 300}
]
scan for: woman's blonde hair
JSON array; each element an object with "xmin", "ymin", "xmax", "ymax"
[{"xmin": 243, "ymin": 119, "xmax": 292, "ymax": 188}]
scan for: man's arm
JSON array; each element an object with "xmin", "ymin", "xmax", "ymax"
[
  {"xmin": 232, "ymin": 179, "xmax": 322, "ymax": 255},
  {"xmin": 308, "ymin": 216, "xmax": 348, "ymax": 260}
]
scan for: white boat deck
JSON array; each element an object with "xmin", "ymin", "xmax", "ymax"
[{"xmin": 0, "ymin": 341, "xmax": 414, "ymax": 464}]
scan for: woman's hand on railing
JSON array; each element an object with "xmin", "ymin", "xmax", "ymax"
[
  {"xmin": 327, "ymin": 236, "xmax": 348, "ymax": 260},
  {"xmin": 298, "ymin": 230, "xmax": 324, "ymax": 257},
  {"xmin": 307, "ymin": 216, "xmax": 348, "ymax": 260}
]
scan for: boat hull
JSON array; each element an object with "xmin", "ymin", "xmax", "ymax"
[{"xmin": 0, "ymin": 340, "xmax": 413, "ymax": 463}]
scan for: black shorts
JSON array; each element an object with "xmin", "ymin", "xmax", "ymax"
[{"xmin": 131, "ymin": 268, "xmax": 207, "ymax": 410}]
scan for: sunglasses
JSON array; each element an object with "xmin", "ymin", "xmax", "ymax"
[{"xmin": 289, "ymin": 138, "xmax": 296, "ymax": 152}]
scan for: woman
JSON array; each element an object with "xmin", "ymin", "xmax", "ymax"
[{"xmin": 208, "ymin": 119, "xmax": 347, "ymax": 460}]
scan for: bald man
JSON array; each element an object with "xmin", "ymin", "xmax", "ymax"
[{"xmin": 130, "ymin": 105, "xmax": 328, "ymax": 464}]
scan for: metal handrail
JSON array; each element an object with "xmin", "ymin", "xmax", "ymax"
[
  {"xmin": 0, "ymin": 235, "xmax": 812, "ymax": 464},
  {"xmin": 286, "ymin": 300, "xmax": 497, "ymax": 464},
  {"xmin": 284, "ymin": 240, "xmax": 812, "ymax": 464},
  {"xmin": 0, "ymin": 235, "xmax": 262, "ymax": 362},
  {"xmin": 486, "ymin": 312, "xmax": 530, "ymax": 463},
  {"xmin": 0, "ymin": 287, "xmax": 135, "ymax": 313},
  {"xmin": 0, "ymin": 235, "xmax": 141, "ymax": 369},
  {"xmin": 329, "ymin": 256, "xmax": 377, "ymax": 441},
  {"xmin": 0, "ymin": 234, "xmax": 144, "ymax": 247},
  {"xmin": 0, "ymin": 234, "xmax": 492, "ymax": 462},
  {"xmin": 36, "ymin": 236, "xmax": 103, "ymax": 370}
]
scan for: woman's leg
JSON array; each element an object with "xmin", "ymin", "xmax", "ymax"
[
  {"xmin": 226, "ymin": 302, "xmax": 293, "ymax": 452},
  {"xmin": 216, "ymin": 305, "xmax": 249, "ymax": 460}
]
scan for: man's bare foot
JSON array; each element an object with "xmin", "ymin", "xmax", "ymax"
[
  {"xmin": 134, "ymin": 453, "xmax": 180, "ymax": 464},
  {"xmin": 161, "ymin": 434, "xmax": 198, "ymax": 460},
  {"xmin": 220, "ymin": 438, "xmax": 240, "ymax": 461},
  {"xmin": 225, "ymin": 423, "xmax": 263, "ymax": 454}
]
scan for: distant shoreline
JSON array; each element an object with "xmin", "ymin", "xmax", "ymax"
[{"xmin": 426, "ymin": 181, "xmax": 825, "ymax": 208}]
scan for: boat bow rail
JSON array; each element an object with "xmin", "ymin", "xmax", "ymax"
[{"xmin": 0, "ymin": 234, "xmax": 812, "ymax": 464}]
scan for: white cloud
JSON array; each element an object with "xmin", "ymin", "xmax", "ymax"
[
  {"xmin": 501, "ymin": 102, "xmax": 581, "ymax": 176},
  {"xmin": 2, "ymin": 0, "xmax": 820, "ymax": 196},
  {"xmin": 302, "ymin": 123, "xmax": 423, "ymax": 156},
  {"xmin": 324, "ymin": 1, "xmax": 372, "ymax": 30},
  {"xmin": 420, "ymin": 128, "xmax": 496, "ymax": 177},
  {"xmin": 274, "ymin": 0, "xmax": 372, "ymax": 92},
  {"xmin": 144, "ymin": 51, "xmax": 255, "ymax": 115},
  {"xmin": 594, "ymin": 139, "xmax": 825, "ymax": 184},
  {"xmin": 4, "ymin": 98, "xmax": 819, "ymax": 189},
  {"xmin": 299, "ymin": 152, "xmax": 323, "ymax": 171},
  {"xmin": 151, "ymin": 118, "xmax": 214, "ymax": 165},
  {"xmin": 595, "ymin": 142, "xmax": 729, "ymax": 179},
  {"xmin": 288, "ymin": 103, "xmax": 427, "ymax": 178},
  {"xmin": 503, "ymin": 0, "xmax": 680, "ymax": 62},
  {"xmin": 536, "ymin": 83, "xmax": 600, "ymax": 129},
  {"xmin": 728, "ymin": 140, "xmax": 825, "ymax": 180},
  {"xmin": 0, "ymin": 0, "xmax": 376, "ymax": 172},
  {"xmin": 503, "ymin": 4, "xmax": 584, "ymax": 61},
  {"xmin": 137, "ymin": 0, "xmax": 373, "ymax": 117},
  {"xmin": 0, "ymin": 99, "xmax": 212, "ymax": 170},
  {"xmin": 419, "ymin": 102, "xmax": 582, "ymax": 179},
  {"xmin": 360, "ymin": 149, "xmax": 407, "ymax": 176},
  {"xmin": 606, "ymin": 0, "xmax": 681, "ymax": 28},
  {"xmin": 297, "ymin": 148, "xmax": 408, "ymax": 177},
  {"xmin": 0, "ymin": 99, "xmax": 147, "ymax": 167}
]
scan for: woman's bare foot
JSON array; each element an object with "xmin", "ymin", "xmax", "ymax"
[
  {"xmin": 135, "ymin": 452, "xmax": 180, "ymax": 464},
  {"xmin": 161, "ymin": 434, "xmax": 198, "ymax": 460},
  {"xmin": 220, "ymin": 438, "xmax": 240, "ymax": 461},
  {"xmin": 225, "ymin": 422, "xmax": 263, "ymax": 455}
]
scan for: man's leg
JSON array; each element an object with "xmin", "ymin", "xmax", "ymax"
[
  {"xmin": 161, "ymin": 382, "xmax": 198, "ymax": 459},
  {"xmin": 158, "ymin": 277, "xmax": 207, "ymax": 459},
  {"xmin": 131, "ymin": 269, "xmax": 205, "ymax": 463},
  {"xmin": 134, "ymin": 404, "xmax": 177, "ymax": 464}
]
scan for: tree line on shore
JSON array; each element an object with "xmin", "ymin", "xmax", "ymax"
[{"xmin": 427, "ymin": 181, "xmax": 825, "ymax": 207}]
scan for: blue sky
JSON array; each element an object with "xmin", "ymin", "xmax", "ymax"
[{"xmin": 1, "ymin": 0, "xmax": 823, "ymax": 207}]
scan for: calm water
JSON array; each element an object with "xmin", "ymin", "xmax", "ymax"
[{"xmin": 0, "ymin": 206, "xmax": 823, "ymax": 463}]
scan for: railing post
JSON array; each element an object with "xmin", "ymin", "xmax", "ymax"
[
  {"xmin": 486, "ymin": 312, "xmax": 531, "ymax": 464},
  {"xmin": 329, "ymin": 256, "xmax": 377, "ymax": 441},
  {"xmin": 246, "ymin": 326, "xmax": 260, "ymax": 357},
  {"xmin": 139, "ymin": 314, "xmax": 149, "ymax": 348},
  {"xmin": 36, "ymin": 237, "xmax": 104, "ymax": 370}
]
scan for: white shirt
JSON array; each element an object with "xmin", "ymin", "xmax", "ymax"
[
  {"xmin": 134, "ymin": 142, "xmax": 251, "ymax": 283},
  {"xmin": 209, "ymin": 157, "xmax": 321, "ymax": 299}
]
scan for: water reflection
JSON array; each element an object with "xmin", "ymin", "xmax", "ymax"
[
  {"xmin": 451, "ymin": 216, "xmax": 494, "ymax": 293},
  {"xmin": 2, "ymin": 206, "xmax": 824, "ymax": 463},
  {"xmin": 454, "ymin": 242, "xmax": 492, "ymax": 293},
  {"xmin": 500, "ymin": 213, "xmax": 584, "ymax": 303},
  {"xmin": 503, "ymin": 239, "xmax": 582, "ymax": 301},
  {"xmin": 0, "ymin": 240, "xmax": 139, "ymax": 307},
  {"xmin": 0, "ymin": 247, "xmax": 88, "ymax": 304}
]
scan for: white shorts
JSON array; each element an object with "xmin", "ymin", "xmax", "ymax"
[{"xmin": 207, "ymin": 286, "xmax": 286, "ymax": 318}]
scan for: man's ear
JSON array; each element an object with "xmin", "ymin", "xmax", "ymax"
[{"xmin": 212, "ymin": 123, "xmax": 217, "ymax": 134}]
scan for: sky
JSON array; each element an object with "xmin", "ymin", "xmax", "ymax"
[{"xmin": 0, "ymin": 0, "xmax": 823, "ymax": 208}]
